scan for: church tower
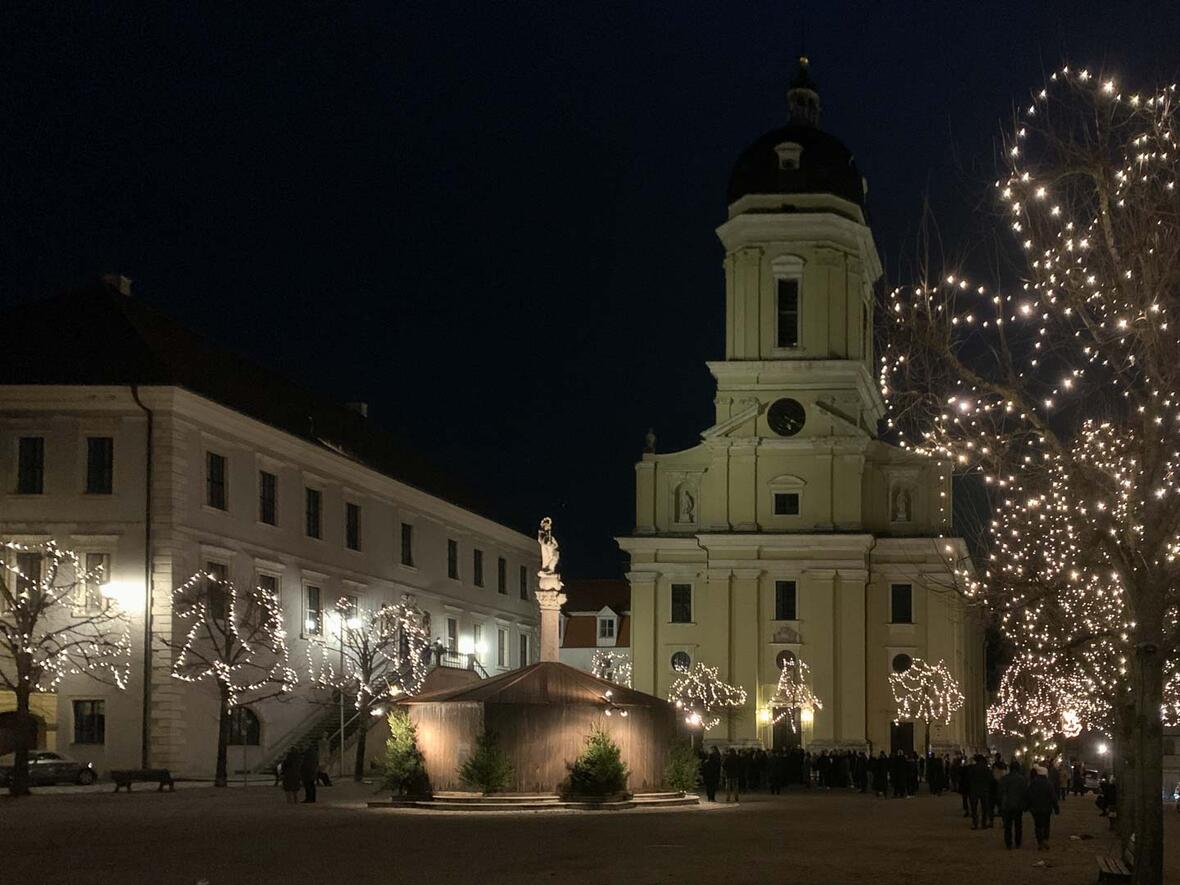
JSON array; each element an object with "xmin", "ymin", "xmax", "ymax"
[{"xmin": 619, "ymin": 59, "xmax": 986, "ymax": 754}]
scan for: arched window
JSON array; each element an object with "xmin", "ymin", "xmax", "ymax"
[
  {"xmin": 227, "ymin": 707, "xmax": 261, "ymax": 746},
  {"xmin": 891, "ymin": 653, "xmax": 913, "ymax": 674},
  {"xmin": 671, "ymin": 651, "xmax": 692, "ymax": 673},
  {"xmin": 776, "ymin": 650, "xmax": 797, "ymax": 670}
]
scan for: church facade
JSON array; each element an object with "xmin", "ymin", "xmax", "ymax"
[{"xmin": 617, "ymin": 60, "xmax": 986, "ymax": 755}]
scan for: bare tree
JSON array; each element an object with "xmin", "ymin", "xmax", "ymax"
[
  {"xmin": 769, "ymin": 656, "xmax": 823, "ymax": 732},
  {"xmin": 307, "ymin": 595, "xmax": 429, "ymax": 781},
  {"xmin": 882, "ymin": 66, "xmax": 1180, "ymax": 881},
  {"xmin": 166, "ymin": 571, "xmax": 297, "ymax": 787},
  {"xmin": 0, "ymin": 541, "xmax": 131, "ymax": 796}
]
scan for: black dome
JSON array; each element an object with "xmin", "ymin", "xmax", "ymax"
[{"xmin": 727, "ymin": 123, "xmax": 865, "ymax": 207}]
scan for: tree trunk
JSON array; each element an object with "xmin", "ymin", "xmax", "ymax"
[
  {"xmin": 214, "ymin": 691, "xmax": 230, "ymax": 788},
  {"xmin": 8, "ymin": 686, "xmax": 32, "ymax": 797},
  {"xmin": 1114, "ymin": 699, "xmax": 1137, "ymax": 846},
  {"xmin": 354, "ymin": 719, "xmax": 367, "ymax": 782},
  {"xmin": 1130, "ymin": 642, "xmax": 1164, "ymax": 885}
]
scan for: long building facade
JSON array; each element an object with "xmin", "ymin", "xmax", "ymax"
[
  {"xmin": 618, "ymin": 60, "xmax": 986, "ymax": 754},
  {"xmin": 0, "ymin": 280, "xmax": 539, "ymax": 778}
]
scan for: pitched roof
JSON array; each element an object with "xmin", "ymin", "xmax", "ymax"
[
  {"xmin": 561, "ymin": 614, "xmax": 630, "ymax": 649},
  {"xmin": 0, "ymin": 279, "xmax": 519, "ymax": 531},
  {"xmin": 404, "ymin": 661, "xmax": 661, "ymax": 707},
  {"xmin": 562, "ymin": 578, "xmax": 630, "ymax": 614}
]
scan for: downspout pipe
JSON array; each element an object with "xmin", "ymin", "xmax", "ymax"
[
  {"xmin": 131, "ymin": 385, "xmax": 154, "ymax": 769},
  {"xmin": 864, "ymin": 535, "xmax": 877, "ymax": 754}
]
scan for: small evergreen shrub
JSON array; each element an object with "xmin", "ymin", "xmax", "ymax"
[
  {"xmin": 458, "ymin": 730, "xmax": 514, "ymax": 794},
  {"xmin": 381, "ymin": 709, "xmax": 430, "ymax": 797},
  {"xmin": 663, "ymin": 741, "xmax": 700, "ymax": 792},
  {"xmin": 563, "ymin": 726, "xmax": 629, "ymax": 798}
]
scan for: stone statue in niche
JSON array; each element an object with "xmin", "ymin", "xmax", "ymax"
[
  {"xmin": 676, "ymin": 485, "xmax": 696, "ymax": 523},
  {"xmin": 893, "ymin": 487, "xmax": 912, "ymax": 522}
]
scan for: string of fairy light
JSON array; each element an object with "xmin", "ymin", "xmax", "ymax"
[
  {"xmin": 170, "ymin": 570, "xmax": 298, "ymax": 706},
  {"xmin": 767, "ymin": 657, "xmax": 822, "ymax": 731},
  {"xmin": 879, "ymin": 64, "xmax": 1180, "ymax": 737},
  {"xmin": 591, "ymin": 649, "xmax": 633, "ymax": 688},
  {"xmin": 306, "ymin": 594, "xmax": 431, "ymax": 710},
  {"xmin": 0, "ymin": 539, "xmax": 132, "ymax": 692},
  {"xmin": 667, "ymin": 661, "xmax": 747, "ymax": 731},
  {"xmin": 889, "ymin": 658, "xmax": 965, "ymax": 727}
]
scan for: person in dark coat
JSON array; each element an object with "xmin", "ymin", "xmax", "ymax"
[
  {"xmin": 872, "ymin": 751, "xmax": 889, "ymax": 797},
  {"xmin": 968, "ymin": 755, "xmax": 994, "ymax": 828},
  {"xmin": 281, "ymin": 746, "xmax": 302, "ymax": 804},
  {"xmin": 723, "ymin": 748, "xmax": 742, "ymax": 803},
  {"xmin": 927, "ymin": 753, "xmax": 945, "ymax": 795},
  {"xmin": 890, "ymin": 751, "xmax": 908, "ymax": 798},
  {"xmin": 1027, "ymin": 766, "xmax": 1060, "ymax": 849},
  {"xmin": 300, "ymin": 744, "xmax": 319, "ymax": 803},
  {"xmin": 701, "ymin": 746, "xmax": 722, "ymax": 802},
  {"xmin": 998, "ymin": 760, "xmax": 1029, "ymax": 848}
]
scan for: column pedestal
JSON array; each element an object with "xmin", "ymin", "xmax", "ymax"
[{"xmin": 536, "ymin": 574, "xmax": 566, "ymax": 664}]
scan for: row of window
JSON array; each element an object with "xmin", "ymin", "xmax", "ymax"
[
  {"xmin": 215, "ymin": 562, "xmax": 530, "ymax": 670},
  {"xmin": 205, "ymin": 454, "xmax": 530, "ymax": 599},
  {"xmin": 669, "ymin": 648, "xmax": 921, "ymax": 679},
  {"xmin": 666, "ymin": 581, "xmax": 914, "ymax": 625},
  {"xmin": 68, "ymin": 699, "xmax": 259, "ymax": 747},
  {"xmin": 14, "ymin": 436, "xmax": 113, "ymax": 495}
]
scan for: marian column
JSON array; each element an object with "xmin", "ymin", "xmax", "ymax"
[{"xmin": 535, "ymin": 517, "xmax": 566, "ymax": 662}]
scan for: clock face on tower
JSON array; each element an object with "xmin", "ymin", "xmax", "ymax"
[{"xmin": 767, "ymin": 398, "xmax": 806, "ymax": 436}]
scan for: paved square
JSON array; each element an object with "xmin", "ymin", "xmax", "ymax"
[{"xmin": 2, "ymin": 783, "xmax": 1177, "ymax": 884}]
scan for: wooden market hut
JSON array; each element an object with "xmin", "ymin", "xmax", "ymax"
[{"xmin": 401, "ymin": 661, "xmax": 683, "ymax": 793}]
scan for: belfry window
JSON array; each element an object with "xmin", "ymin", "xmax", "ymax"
[{"xmin": 777, "ymin": 278, "xmax": 799, "ymax": 348}]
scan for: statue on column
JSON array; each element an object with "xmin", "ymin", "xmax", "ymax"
[
  {"xmin": 534, "ymin": 517, "xmax": 566, "ymax": 662},
  {"xmin": 537, "ymin": 516, "xmax": 560, "ymax": 576}
]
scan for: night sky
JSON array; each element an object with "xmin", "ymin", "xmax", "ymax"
[{"xmin": 3, "ymin": 2, "xmax": 1177, "ymax": 577}]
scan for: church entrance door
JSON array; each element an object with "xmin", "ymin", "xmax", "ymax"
[
  {"xmin": 890, "ymin": 721, "xmax": 914, "ymax": 755},
  {"xmin": 772, "ymin": 710, "xmax": 802, "ymax": 750}
]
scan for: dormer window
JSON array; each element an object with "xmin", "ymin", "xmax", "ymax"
[
  {"xmin": 775, "ymin": 141, "xmax": 803, "ymax": 170},
  {"xmin": 598, "ymin": 617, "xmax": 615, "ymax": 639}
]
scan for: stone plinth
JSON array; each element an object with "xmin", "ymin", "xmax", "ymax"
[{"xmin": 535, "ymin": 575, "xmax": 566, "ymax": 663}]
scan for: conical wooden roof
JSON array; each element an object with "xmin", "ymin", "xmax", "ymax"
[{"xmin": 404, "ymin": 661, "xmax": 665, "ymax": 708}]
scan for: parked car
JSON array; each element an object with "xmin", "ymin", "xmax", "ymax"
[
  {"xmin": 1083, "ymin": 768, "xmax": 1102, "ymax": 793},
  {"xmin": 0, "ymin": 751, "xmax": 97, "ymax": 786}
]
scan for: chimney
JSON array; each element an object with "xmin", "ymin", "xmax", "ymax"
[
  {"xmin": 345, "ymin": 401, "xmax": 369, "ymax": 418},
  {"xmin": 101, "ymin": 274, "xmax": 133, "ymax": 296}
]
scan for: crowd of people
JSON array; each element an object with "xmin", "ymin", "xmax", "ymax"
[{"xmin": 695, "ymin": 745, "xmax": 1109, "ymax": 852}]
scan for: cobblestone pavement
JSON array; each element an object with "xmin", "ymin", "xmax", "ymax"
[{"xmin": 1, "ymin": 781, "xmax": 1176, "ymax": 884}]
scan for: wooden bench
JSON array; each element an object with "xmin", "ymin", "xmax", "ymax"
[
  {"xmin": 110, "ymin": 769, "xmax": 175, "ymax": 793},
  {"xmin": 1095, "ymin": 834, "xmax": 1134, "ymax": 883}
]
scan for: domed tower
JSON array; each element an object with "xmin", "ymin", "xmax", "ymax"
[
  {"xmin": 715, "ymin": 55, "xmax": 882, "ymax": 441},
  {"xmin": 619, "ymin": 60, "xmax": 984, "ymax": 755}
]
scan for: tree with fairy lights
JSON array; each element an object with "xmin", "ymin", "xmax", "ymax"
[
  {"xmin": 889, "ymin": 658, "xmax": 964, "ymax": 756},
  {"xmin": 667, "ymin": 661, "xmax": 746, "ymax": 733},
  {"xmin": 166, "ymin": 571, "xmax": 297, "ymax": 787},
  {"xmin": 0, "ymin": 541, "xmax": 131, "ymax": 796},
  {"xmin": 987, "ymin": 654, "xmax": 1091, "ymax": 761},
  {"xmin": 307, "ymin": 595, "xmax": 430, "ymax": 780},
  {"xmin": 591, "ymin": 649, "xmax": 632, "ymax": 688},
  {"xmin": 769, "ymin": 657, "xmax": 822, "ymax": 731},
  {"xmin": 881, "ymin": 66, "xmax": 1180, "ymax": 879}
]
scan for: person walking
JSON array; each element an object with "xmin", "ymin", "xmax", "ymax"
[
  {"xmin": 968, "ymin": 754, "xmax": 993, "ymax": 829},
  {"xmin": 300, "ymin": 743, "xmax": 319, "ymax": 803},
  {"xmin": 702, "ymin": 746, "xmax": 722, "ymax": 802},
  {"xmin": 281, "ymin": 746, "xmax": 302, "ymax": 804},
  {"xmin": 1027, "ymin": 766, "xmax": 1060, "ymax": 850},
  {"xmin": 723, "ymin": 748, "xmax": 741, "ymax": 803},
  {"xmin": 998, "ymin": 760, "xmax": 1029, "ymax": 849}
]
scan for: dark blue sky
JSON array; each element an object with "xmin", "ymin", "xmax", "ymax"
[{"xmin": 3, "ymin": 1, "xmax": 1177, "ymax": 576}]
